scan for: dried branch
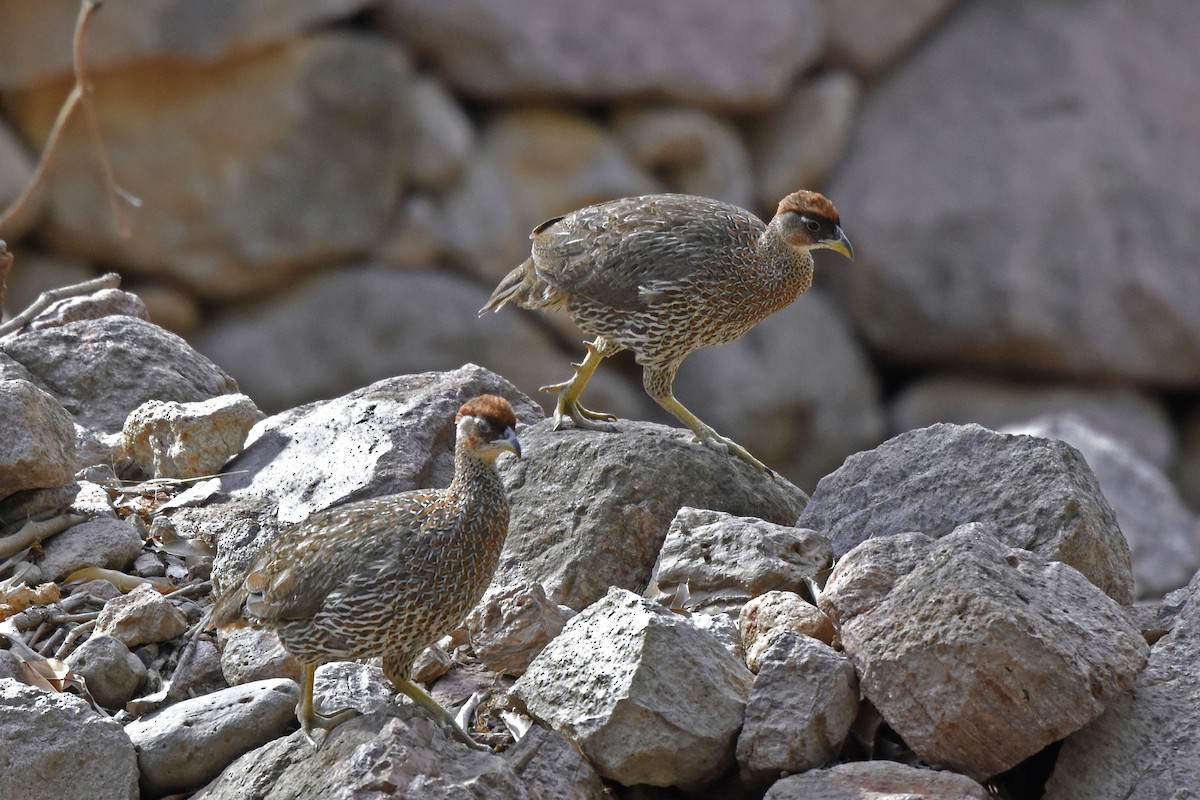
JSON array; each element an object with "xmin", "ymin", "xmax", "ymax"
[
  {"xmin": 0, "ymin": 513, "xmax": 89, "ymax": 561},
  {"xmin": 0, "ymin": 272, "xmax": 120, "ymax": 338}
]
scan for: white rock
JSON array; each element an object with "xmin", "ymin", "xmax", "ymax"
[
  {"xmin": 121, "ymin": 394, "xmax": 261, "ymax": 480},
  {"xmin": 467, "ymin": 579, "xmax": 571, "ymax": 676}
]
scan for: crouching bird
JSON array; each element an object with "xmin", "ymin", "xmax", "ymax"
[
  {"xmin": 209, "ymin": 395, "xmax": 521, "ymax": 749},
  {"xmin": 480, "ymin": 191, "xmax": 852, "ymax": 474}
]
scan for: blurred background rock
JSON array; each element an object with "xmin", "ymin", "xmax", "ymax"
[{"xmin": 0, "ymin": 0, "xmax": 1197, "ymax": 514}]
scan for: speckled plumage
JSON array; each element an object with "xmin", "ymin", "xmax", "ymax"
[
  {"xmin": 481, "ymin": 191, "xmax": 852, "ymax": 473},
  {"xmin": 210, "ymin": 394, "xmax": 520, "ymax": 745}
]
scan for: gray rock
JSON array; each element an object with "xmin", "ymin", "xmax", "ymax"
[
  {"xmin": 0, "ymin": 651, "xmax": 22, "ymax": 681},
  {"xmin": 827, "ymin": 0, "xmax": 1200, "ymax": 386},
  {"xmin": 1004, "ymin": 413, "xmax": 1200, "ymax": 598},
  {"xmin": 201, "ymin": 365, "xmax": 540, "ymax": 591},
  {"xmin": 436, "ymin": 155, "xmax": 529, "ymax": 282},
  {"xmin": 194, "ymin": 705, "xmax": 532, "ymax": 800},
  {"xmin": 95, "ymin": 584, "xmax": 190, "ymax": 649},
  {"xmin": 797, "ymin": 422, "xmax": 1134, "ymax": 604},
  {"xmin": 504, "ymin": 724, "xmax": 610, "ymax": 800},
  {"xmin": 120, "ymin": 393, "xmax": 261, "ymax": 480},
  {"xmin": 646, "ymin": 507, "xmax": 832, "ymax": 616},
  {"xmin": 0, "ymin": 0, "xmax": 376, "ymax": 86},
  {"xmin": 495, "ymin": 419, "xmax": 809, "ymax": 610},
  {"xmin": 672, "ymin": 288, "xmax": 885, "ymax": 491},
  {"xmin": 689, "ymin": 612, "xmax": 744, "ymax": 661},
  {"xmin": 25, "ymin": 513, "xmax": 142, "ymax": 584},
  {"xmin": 764, "ymin": 759, "xmax": 989, "ymax": 800},
  {"xmin": 65, "ymin": 634, "xmax": 147, "ymax": 710},
  {"xmin": 312, "ymin": 662, "xmax": 395, "ymax": 719},
  {"xmin": 126, "ymin": 678, "xmax": 300, "ymax": 798},
  {"xmin": 466, "ymin": 579, "xmax": 572, "ymax": 676},
  {"xmin": 819, "ymin": 525, "xmax": 1148, "ymax": 781},
  {"xmin": 0, "ymin": 678, "xmax": 138, "ymax": 800},
  {"xmin": 1044, "ymin": 570, "xmax": 1200, "ymax": 798},
  {"xmin": 739, "ymin": 591, "xmax": 836, "ymax": 671},
  {"xmin": 380, "ymin": 0, "xmax": 830, "ymax": 110},
  {"xmin": 28, "ymin": 288, "xmax": 150, "ymax": 331},
  {"xmin": 218, "ymin": 626, "xmax": 301, "ymax": 686},
  {"xmin": 407, "ymin": 74, "xmax": 475, "ymax": 192},
  {"xmin": 0, "ymin": 379, "xmax": 75, "ymax": 500},
  {"xmin": 4, "ymin": 34, "xmax": 412, "ymax": 300},
  {"xmin": 889, "ymin": 375, "xmax": 1177, "ymax": 470},
  {"xmin": 736, "ymin": 631, "xmax": 858, "ymax": 782},
  {"xmin": 0, "ymin": 315, "xmax": 238, "ymax": 433},
  {"xmin": 613, "ymin": 106, "xmax": 754, "ymax": 210},
  {"xmin": 826, "ymin": 0, "xmax": 960, "ymax": 77},
  {"xmin": 514, "ymin": 588, "xmax": 753, "ymax": 790}
]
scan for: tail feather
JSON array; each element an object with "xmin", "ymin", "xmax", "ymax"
[{"xmin": 479, "ymin": 261, "xmax": 531, "ymax": 316}]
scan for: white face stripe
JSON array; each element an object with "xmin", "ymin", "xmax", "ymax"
[{"xmin": 457, "ymin": 415, "xmax": 478, "ymax": 437}]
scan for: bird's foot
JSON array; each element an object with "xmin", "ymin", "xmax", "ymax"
[
  {"xmin": 550, "ymin": 401, "xmax": 618, "ymax": 432},
  {"xmin": 299, "ymin": 706, "xmax": 361, "ymax": 747},
  {"xmin": 691, "ymin": 429, "xmax": 776, "ymax": 478}
]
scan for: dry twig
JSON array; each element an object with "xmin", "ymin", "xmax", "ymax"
[
  {"xmin": 0, "ymin": 272, "xmax": 120, "ymax": 338},
  {"xmin": 0, "ymin": 513, "xmax": 89, "ymax": 561}
]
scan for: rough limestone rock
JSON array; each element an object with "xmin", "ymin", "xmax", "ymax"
[
  {"xmin": 1044, "ymin": 571, "xmax": 1200, "ymax": 798},
  {"xmin": 26, "ymin": 513, "xmax": 142, "ymax": 584},
  {"xmin": 797, "ymin": 422, "xmax": 1134, "ymax": 604},
  {"xmin": 95, "ymin": 583, "xmax": 190, "ymax": 649},
  {"xmin": 121, "ymin": 394, "xmax": 261, "ymax": 480},
  {"xmin": 3, "ymin": 34, "xmax": 413, "ymax": 300},
  {"xmin": 495, "ymin": 420, "xmax": 809, "ymax": 610},
  {"xmin": 739, "ymin": 591, "xmax": 837, "ymax": 670},
  {"xmin": 736, "ymin": 631, "xmax": 858, "ymax": 782},
  {"xmin": 819, "ymin": 525, "xmax": 1149, "ymax": 781},
  {"xmin": 0, "ymin": 379, "xmax": 75, "ymax": 500},
  {"xmin": 503, "ymin": 724, "xmax": 610, "ymax": 800},
  {"xmin": 764, "ymin": 759, "xmax": 989, "ymax": 800},
  {"xmin": 828, "ymin": 0, "xmax": 1200, "ymax": 386},
  {"xmin": 28, "ymin": 288, "xmax": 150, "ymax": 331},
  {"xmin": 466, "ymin": 579, "xmax": 571, "ymax": 676},
  {"xmin": 218, "ymin": 625, "xmax": 301, "ymax": 686},
  {"xmin": 1004, "ymin": 413, "xmax": 1200, "ymax": 598},
  {"xmin": 380, "ymin": 0, "xmax": 831, "ymax": 110},
  {"xmin": 646, "ymin": 507, "xmax": 832, "ymax": 616},
  {"xmin": 0, "ymin": 679, "xmax": 138, "ymax": 800},
  {"xmin": 0, "ymin": 315, "xmax": 239, "ymax": 433},
  {"xmin": 126, "ymin": 678, "xmax": 300, "ymax": 798},
  {"xmin": 64, "ymin": 634, "xmax": 147, "ymax": 710},
  {"xmin": 514, "ymin": 588, "xmax": 753, "ymax": 790}
]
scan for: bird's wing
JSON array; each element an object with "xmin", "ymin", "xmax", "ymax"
[{"xmin": 530, "ymin": 195, "xmax": 763, "ymax": 311}]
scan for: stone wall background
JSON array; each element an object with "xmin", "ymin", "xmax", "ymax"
[{"xmin": 0, "ymin": 0, "xmax": 1198, "ymax": 502}]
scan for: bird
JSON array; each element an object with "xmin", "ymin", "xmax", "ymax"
[
  {"xmin": 208, "ymin": 394, "xmax": 521, "ymax": 749},
  {"xmin": 479, "ymin": 191, "xmax": 852, "ymax": 474}
]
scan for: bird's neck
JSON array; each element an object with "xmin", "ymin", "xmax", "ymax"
[
  {"xmin": 449, "ymin": 452, "xmax": 508, "ymax": 508},
  {"xmin": 759, "ymin": 227, "xmax": 815, "ymax": 299}
]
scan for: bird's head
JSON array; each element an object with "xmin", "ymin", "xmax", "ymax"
[
  {"xmin": 775, "ymin": 190, "xmax": 853, "ymax": 260},
  {"xmin": 456, "ymin": 394, "xmax": 522, "ymax": 463}
]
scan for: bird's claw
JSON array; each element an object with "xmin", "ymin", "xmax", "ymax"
[
  {"xmin": 300, "ymin": 706, "xmax": 361, "ymax": 747},
  {"xmin": 551, "ymin": 401, "xmax": 618, "ymax": 433},
  {"xmin": 692, "ymin": 430, "xmax": 776, "ymax": 478}
]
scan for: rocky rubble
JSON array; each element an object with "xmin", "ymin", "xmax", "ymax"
[{"xmin": 0, "ymin": 288, "xmax": 1198, "ymax": 798}]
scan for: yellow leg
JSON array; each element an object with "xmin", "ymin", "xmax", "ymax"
[
  {"xmin": 394, "ymin": 678, "xmax": 490, "ymax": 751},
  {"xmin": 539, "ymin": 340, "xmax": 617, "ymax": 431},
  {"xmin": 297, "ymin": 662, "xmax": 359, "ymax": 744}
]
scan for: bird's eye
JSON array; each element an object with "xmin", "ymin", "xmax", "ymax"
[
  {"xmin": 476, "ymin": 418, "xmax": 492, "ymax": 434},
  {"xmin": 803, "ymin": 218, "xmax": 822, "ymax": 234}
]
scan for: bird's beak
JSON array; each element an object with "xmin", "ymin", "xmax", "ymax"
[
  {"xmin": 498, "ymin": 428, "xmax": 522, "ymax": 459},
  {"xmin": 823, "ymin": 227, "xmax": 854, "ymax": 260}
]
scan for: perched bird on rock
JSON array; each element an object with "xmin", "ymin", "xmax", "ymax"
[
  {"xmin": 209, "ymin": 395, "xmax": 521, "ymax": 749},
  {"xmin": 480, "ymin": 191, "xmax": 852, "ymax": 473}
]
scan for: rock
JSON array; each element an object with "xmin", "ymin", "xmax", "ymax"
[
  {"xmin": 126, "ymin": 678, "xmax": 300, "ymax": 798},
  {"xmin": 797, "ymin": 422, "xmax": 1134, "ymax": 604},
  {"xmin": 0, "ymin": 379, "xmax": 75, "ymax": 500},
  {"xmin": 826, "ymin": 0, "xmax": 961, "ymax": 77},
  {"xmin": 1003, "ymin": 413, "xmax": 1200, "ymax": 598},
  {"xmin": 191, "ymin": 265, "xmax": 647, "ymax": 421},
  {"xmin": 645, "ymin": 507, "xmax": 832, "ymax": 616},
  {"xmin": 514, "ymin": 588, "xmax": 753, "ymax": 790},
  {"xmin": 120, "ymin": 394, "xmax": 261, "ymax": 480},
  {"xmin": 0, "ymin": 0, "xmax": 376, "ymax": 86},
  {"xmin": 613, "ymin": 106, "xmax": 753, "ymax": 210},
  {"xmin": 0, "ymin": 118, "xmax": 39, "ymax": 236},
  {"xmin": 750, "ymin": 71, "xmax": 862, "ymax": 208},
  {"xmin": 0, "ymin": 678, "xmax": 138, "ymax": 800},
  {"xmin": 495, "ymin": 419, "xmax": 809, "ymax": 610},
  {"xmin": 827, "ymin": 0, "xmax": 1200, "ymax": 386},
  {"xmin": 0, "ymin": 315, "xmax": 239, "ymax": 433},
  {"xmin": 373, "ymin": 192, "xmax": 447, "ymax": 267},
  {"xmin": 740, "ymin": 591, "xmax": 836, "ymax": 671},
  {"xmin": 689, "ymin": 612, "xmax": 743, "ymax": 661},
  {"xmin": 889, "ymin": 375, "xmax": 1178, "ymax": 470},
  {"xmin": 407, "ymin": 74, "xmax": 475, "ymax": 192},
  {"xmin": 672, "ymin": 288, "xmax": 885, "ymax": 490},
  {"xmin": 218, "ymin": 625, "xmax": 301, "ymax": 686},
  {"xmin": 3, "ymin": 34, "xmax": 413, "ymax": 300},
  {"xmin": 194, "ymin": 705, "xmax": 532, "ymax": 800},
  {"xmin": 504, "ymin": 724, "xmax": 610, "ymax": 800},
  {"xmin": 379, "ymin": 0, "xmax": 831, "ymax": 110},
  {"xmin": 64, "ymin": 634, "xmax": 147, "ymax": 710},
  {"xmin": 436, "ymin": 156, "xmax": 529, "ymax": 281},
  {"xmin": 736, "ymin": 631, "xmax": 858, "ymax": 782},
  {"xmin": 27, "ymin": 288, "xmax": 150, "ymax": 331},
  {"xmin": 95, "ymin": 584, "xmax": 190, "ymax": 649},
  {"xmin": 1044, "ymin": 571, "xmax": 1200, "ymax": 798},
  {"xmin": 312, "ymin": 662, "xmax": 396, "ymax": 719},
  {"xmin": 466, "ymin": 580, "xmax": 572, "ymax": 676},
  {"xmin": 764, "ymin": 759, "xmax": 989, "ymax": 799},
  {"xmin": 25, "ymin": 513, "xmax": 142, "ymax": 584},
  {"xmin": 0, "ymin": 651, "xmax": 22, "ymax": 681},
  {"xmin": 411, "ymin": 643, "xmax": 454, "ymax": 684},
  {"xmin": 819, "ymin": 525, "xmax": 1149, "ymax": 781}
]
